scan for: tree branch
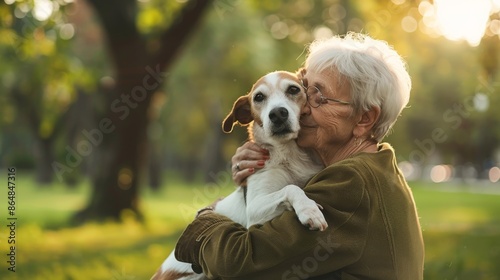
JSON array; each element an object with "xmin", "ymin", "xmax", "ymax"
[
  {"xmin": 85, "ymin": 0, "xmax": 143, "ymax": 72},
  {"xmin": 85, "ymin": 0, "xmax": 138, "ymax": 41},
  {"xmin": 152, "ymin": 0, "xmax": 213, "ymax": 70}
]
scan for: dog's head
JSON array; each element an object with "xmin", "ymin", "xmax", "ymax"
[{"xmin": 222, "ymin": 70, "xmax": 307, "ymax": 144}]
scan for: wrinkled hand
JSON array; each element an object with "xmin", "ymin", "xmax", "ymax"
[{"xmin": 232, "ymin": 141, "xmax": 269, "ymax": 186}]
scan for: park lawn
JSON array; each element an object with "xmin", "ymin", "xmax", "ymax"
[
  {"xmin": 410, "ymin": 182, "xmax": 500, "ymax": 280},
  {"xmin": 0, "ymin": 173, "xmax": 233, "ymax": 280},
  {"xmin": 0, "ymin": 173, "xmax": 499, "ymax": 280}
]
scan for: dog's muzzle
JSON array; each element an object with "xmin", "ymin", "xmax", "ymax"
[{"xmin": 269, "ymin": 107, "xmax": 292, "ymax": 135}]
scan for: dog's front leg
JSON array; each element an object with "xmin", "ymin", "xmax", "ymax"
[
  {"xmin": 246, "ymin": 185, "xmax": 328, "ymax": 231},
  {"xmin": 283, "ymin": 185, "xmax": 328, "ymax": 231}
]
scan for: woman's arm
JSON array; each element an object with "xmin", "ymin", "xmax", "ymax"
[{"xmin": 175, "ymin": 165, "xmax": 370, "ymax": 279}]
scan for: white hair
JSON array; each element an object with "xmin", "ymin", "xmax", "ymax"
[{"xmin": 304, "ymin": 32, "xmax": 411, "ymax": 141}]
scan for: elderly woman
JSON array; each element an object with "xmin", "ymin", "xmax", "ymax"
[{"xmin": 175, "ymin": 33, "xmax": 424, "ymax": 279}]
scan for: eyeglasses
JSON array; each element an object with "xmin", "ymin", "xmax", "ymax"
[{"xmin": 303, "ymin": 85, "xmax": 351, "ymax": 108}]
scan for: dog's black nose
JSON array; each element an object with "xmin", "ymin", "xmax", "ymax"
[{"xmin": 269, "ymin": 107, "xmax": 289, "ymax": 124}]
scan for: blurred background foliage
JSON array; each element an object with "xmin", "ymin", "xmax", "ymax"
[
  {"xmin": 0, "ymin": 0, "xmax": 500, "ymax": 279},
  {"xmin": 1, "ymin": 0, "xmax": 499, "ymax": 189}
]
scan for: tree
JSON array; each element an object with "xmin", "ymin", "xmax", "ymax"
[
  {"xmin": 72, "ymin": 0, "xmax": 212, "ymax": 223},
  {"xmin": 0, "ymin": 1, "xmax": 92, "ymax": 184}
]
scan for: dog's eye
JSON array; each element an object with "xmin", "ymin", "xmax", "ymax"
[
  {"xmin": 254, "ymin": 92, "xmax": 265, "ymax": 102},
  {"xmin": 286, "ymin": 86, "xmax": 301, "ymax": 95}
]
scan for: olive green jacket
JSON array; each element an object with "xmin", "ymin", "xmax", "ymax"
[{"xmin": 175, "ymin": 143, "xmax": 424, "ymax": 279}]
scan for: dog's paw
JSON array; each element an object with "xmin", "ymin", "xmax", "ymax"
[{"xmin": 295, "ymin": 199, "xmax": 328, "ymax": 231}]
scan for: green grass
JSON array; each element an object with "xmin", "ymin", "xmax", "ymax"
[
  {"xmin": 0, "ymin": 172, "xmax": 234, "ymax": 280},
  {"xmin": 0, "ymin": 173, "xmax": 499, "ymax": 279},
  {"xmin": 410, "ymin": 182, "xmax": 500, "ymax": 280}
]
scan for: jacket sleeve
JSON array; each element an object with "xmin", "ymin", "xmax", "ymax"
[{"xmin": 175, "ymin": 164, "xmax": 370, "ymax": 279}]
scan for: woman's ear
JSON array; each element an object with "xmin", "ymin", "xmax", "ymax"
[{"xmin": 353, "ymin": 106, "xmax": 380, "ymax": 137}]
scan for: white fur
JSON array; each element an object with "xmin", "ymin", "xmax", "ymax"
[{"xmin": 152, "ymin": 71, "xmax": 326, "ymax": 280}]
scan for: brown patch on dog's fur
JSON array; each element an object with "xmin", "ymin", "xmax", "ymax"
[
  {"xmin": 276, "ymin": 70, "xmax": 308, "ymax": 107},
  {"xmin": 277, "ymin": 71, "xmax": 301, "ymax": 83},
  {"xmin": 251, "ymin": 110, "xmax": 263, "ymax": 128},
  {"xmin": 151, "ymin": 268, "xmax": 195, "ymax": 280}
]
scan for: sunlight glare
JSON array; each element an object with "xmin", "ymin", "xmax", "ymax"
[
  {"xmin": 489, "ymin": 167, "xmax": 500, "ymax": 183},
  {"xmin": 33, "ymin": 0, "xmax": 54, "ymax": 21},
  {"xmin": 430, "ymin": 165, "xmax": 452, "ymax": 183},
  {"xmin": 493, "ymin": 0, "xmax": 500, "ymax": 11},
  {"xmin": 422, "ymin": 0, "xmax": 494, "ymax": 46}
]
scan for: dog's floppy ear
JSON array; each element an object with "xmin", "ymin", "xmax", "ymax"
[
  {"xmin": 297, "ymin": 67, "xmax": 308, "ymax": 88},
  {"xmin": 222, "ymin": 95, "xmax": 253, "ymax": 133}
]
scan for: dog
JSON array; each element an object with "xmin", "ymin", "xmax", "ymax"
[{"xmin": 151, "ymin": 70, "xmax": 327, "ymax": 280}]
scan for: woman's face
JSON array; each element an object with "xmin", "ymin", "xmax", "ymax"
[{"xmin": 297, "ymin": 69, "xmax": 357, "ymax": 154}]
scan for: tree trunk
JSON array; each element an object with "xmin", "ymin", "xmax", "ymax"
[
  {"xmin": 73, "ymin": 0, "xmax": 212, "ymax": 223},
  {"xmin": 74, "ymin": 62, "xmax": 152, "ymax": 222},
  {"xmin": 202, "ymin": 101, "xmax": 227, "ymax": 183},
  {"xmin": 33, "ymin": 137, "xmax": 54, "ymax": 184},
  {"xmin": 10, "ymin": 86, "xmax": 64, "ymax": 185},
  {"xmin": 148, "ymin": 144, "xmax": 163, "ymax": 190}
]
